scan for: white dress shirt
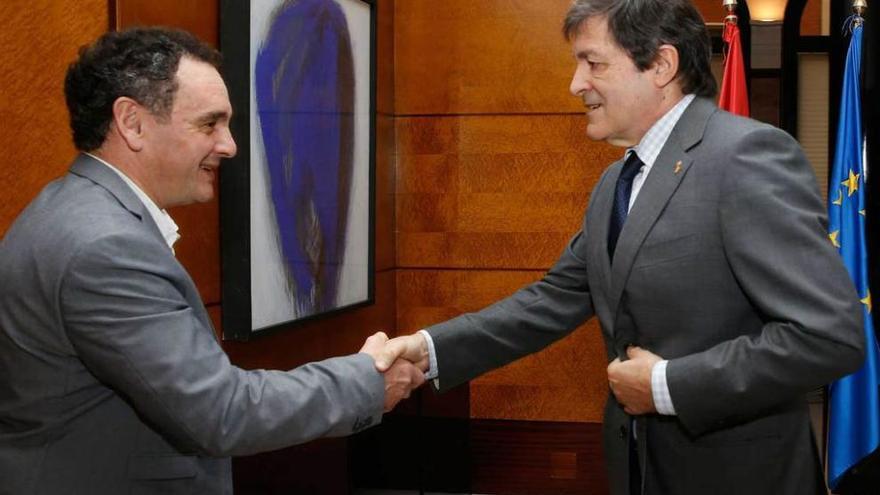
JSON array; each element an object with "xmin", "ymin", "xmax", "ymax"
[{"xmin": 85, "ymin": 153, "xmax": 181, "ymax": 253}]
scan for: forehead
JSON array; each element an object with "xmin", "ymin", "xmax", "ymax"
[
  {"xmin": 570, "ymin": 15, "xmax": 618, "ymax": 56},
  {"xmin": 172, "ymin": 57, "xmax": 231, "ymax": 114}
]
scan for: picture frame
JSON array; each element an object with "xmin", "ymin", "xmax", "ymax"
[{"xmin": 219, "ymin": 0, "xmax": 376, "ymax": 341}]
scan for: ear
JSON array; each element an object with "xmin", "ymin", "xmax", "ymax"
[
  {"xmin": 111, "ymin": 97, "xmax": 146, "ymax": 152},
  {"xmin": 651, "ymin": 44, "xmax": 680, "ymax": 88}
]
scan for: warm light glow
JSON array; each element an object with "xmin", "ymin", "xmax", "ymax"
[{"xmin": 748, "ymin": 0, "xmax": 787, "ymax": 21}]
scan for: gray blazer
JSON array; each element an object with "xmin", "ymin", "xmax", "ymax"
[
  {"xmin": 426, "ymin": 98, "xmax": 864, "ymax": 495},
  {"xmin": 0, "ymin": 154, "xmax": 384, "ymax": 494}
]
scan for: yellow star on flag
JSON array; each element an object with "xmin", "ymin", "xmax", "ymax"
[
  {"xmin": 842, "ymin": 169, "xmax": 860, "ymax": 196},
  {"xmin": 832, "ymin": 189, "xmax": 843, "ymax": 206},
  {"xmin": 861, "ymin": 291, "xmax": 872, "ymax": 314},
  {"xmin": 829, "ymin": 231, "xmax": 840, "ymax": 248}
]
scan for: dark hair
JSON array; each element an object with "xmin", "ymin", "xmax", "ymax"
[
  {"xmin": 563, "ymin": 0, "xmax": 717, "ymax": 98},
  {"xmin": 64, "ymin": 27, "xmax": 222, "ymax": 151}
]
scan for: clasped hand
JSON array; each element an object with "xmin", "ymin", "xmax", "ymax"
[
  {"xmin": 359, "ymin": 332, "xmax": 429, "ymax": 412},
  {"xmin": 606, "ymin": 346, "xmax": 662, "ymax": 415}
]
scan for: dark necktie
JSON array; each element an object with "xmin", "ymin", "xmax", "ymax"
[{"xmin": 607, "ymin": 152, "xmax": 643, "ymax": 262}]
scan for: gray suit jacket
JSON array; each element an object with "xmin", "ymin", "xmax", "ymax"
[
  {"xmin": 426, "ymin": 98, "xmax": 864, "ymax": 495},
  {"xmin": 0, "ymin": 154, "xmax": 384, "ymax": 494}
]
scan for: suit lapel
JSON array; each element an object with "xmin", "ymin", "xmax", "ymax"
[
  {"xmin": 606, "ymin": 98, "xmax": 717, "ymax": 316},
  {"xmin": 68, "ymin": 153, "xmax": 166, "ymax": 246},
  {"xmin": 589, "ymin": 158, "xmax": 624, "ymax": 300}
]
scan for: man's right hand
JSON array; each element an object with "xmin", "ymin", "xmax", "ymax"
[
  {"xmin": 360, "ymin": 332, "xmax": 428, "ymax": 411},
  {"xmin": 374, "ymin": 332, "xmax": 429, "ymax": 373}
]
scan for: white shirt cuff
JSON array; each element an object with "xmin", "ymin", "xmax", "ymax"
[
  {"xmin": 652, "ymin": 359, "xmax": 676, "ymax": 415},
  {"xmin": 418, "ymin": 330, "xmax": 439, "ymax": 386}
]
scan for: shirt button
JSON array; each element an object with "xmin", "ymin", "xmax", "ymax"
[{"xmin": 619, "ymin": 425, "xmax": 628, "ymax": 440}]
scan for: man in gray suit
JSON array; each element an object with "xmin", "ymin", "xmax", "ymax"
[
  {"xmin": 0, "ymin": 28, "xmax": 424, "ymax": 494},
  {"xmin": 376, "ymin": 1, "xmax": 865, "ymax": 494}
]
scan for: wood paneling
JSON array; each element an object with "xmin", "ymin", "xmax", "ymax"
[
  {"xmin": 394, "ymin": 0, "xmax": 581, "ymax": 115},
  {"xmin": 471, "ymin": 420, "xmax": 608, "ymax": 494},
  {"xmin": 397, "ymin": 269, "xmax": 607, "ymax": 423},
  {"xmin": 114, "ymin": 0, "xmax": 217, "ymax": 44},
  {"xmin": 375, "ymin": 114, "xmax": 397, "ymax": 272},
  {"xmin": 469, "ymin": 318, "xmax": 606, "ymax": 422},
  {"xmin": 396, "ymin": 114, "xmax": 618, "ymax": 269},
  {"xmin": 800, "ymin": 0, "xmax": 823, "ymax": 36},
  {"xmin": 234, "ymin": 437, "xmax": 350, "ymax": 495},
  {"xmin": 394, "ymin": 2, "xmax": 618, "ymax": 425},
  {"xmin": 352, "ymin": 417, "xmax": 607, "ymax": 494},
  {"xmin": 0, "ymin": 0, "xmax": 108, "ymax": 237},
  {"xmin": 376, "ymin": 0, "xmax": 395, "ymax": 116},
  {"xmin": 692, "ymin": 0, "xmax": 733, "ymax": 23}
]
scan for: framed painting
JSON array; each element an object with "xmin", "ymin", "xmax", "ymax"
[{"xmin": 219, "ymin": 0, "xmax": 376, "ymax": 340}]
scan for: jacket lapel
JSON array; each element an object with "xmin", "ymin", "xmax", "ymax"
[
  {"xmin": 606, "ymin": 98, "xmax": 717, "ymax": 316},
  {"xmin": 68, "ymin": 153, "xmax": 166, "ymax": 244},
  {"xmin": 589, "ymin": 158, "xmax": 624, "ymax": 300}
]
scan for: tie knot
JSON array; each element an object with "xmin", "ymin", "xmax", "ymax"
[{"xmin": 619, "ymin": 152, "xmax": 643, "ymax": 182}]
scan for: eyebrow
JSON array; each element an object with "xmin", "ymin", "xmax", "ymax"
[
  {"xmin": 194, "ymin": 110, "xmax": 231, "ymax": 125},
  {"xmin": 574, "ymin": 49, "xmax": 599, "ymax": 59}
]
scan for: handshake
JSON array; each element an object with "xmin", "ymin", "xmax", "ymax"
[{"xmin": 359, "ymin": 331, "xmax": 430, "ymax": 412}]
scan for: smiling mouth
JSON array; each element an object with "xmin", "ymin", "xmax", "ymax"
[{"xmin": 199, "ymin": 165, "xmax": 217, "ymax": 179}]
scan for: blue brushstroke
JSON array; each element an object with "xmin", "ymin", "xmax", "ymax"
[{"xmin": 255, "ymin": 0, "xmax": 355, "ymax": 316}]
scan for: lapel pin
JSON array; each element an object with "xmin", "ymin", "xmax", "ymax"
[{"xmin": 673, "ymin": 161, "xmax": 683, "ymax": 175}]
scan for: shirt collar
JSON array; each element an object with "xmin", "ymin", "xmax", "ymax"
[
  {"xmin": 627, "ymin": 94, "xmax": 696, "ymax": 168},
  {"xmin": 85, "ymin": 153, "xmax": 181, "ymax": 252}
]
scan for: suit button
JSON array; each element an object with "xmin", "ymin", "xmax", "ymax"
[{"xmin": 619, "ymin": 425, "xmax": 628, "ymax": 440}]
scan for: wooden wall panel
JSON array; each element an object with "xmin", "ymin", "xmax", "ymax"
[
  {"xmin": 394, "ymin": 0, "xmax": 581, "ymax": 115},
  {"xmin": 397, "ymin": 269, "xmax": 607, "ymax": 423},
  {"xmin": 0, "ymin": 0, "xmax": 108, "ymax": 237},
  {"xmin": 471, "ymin": 420, "xmax": 608, "ymax": 494},
  {"xmin": 692, "ymin": 0, "xmax": 729, "ymax": 23},
  {"xmin": 799, "ymin": 0, "xmax": 822, "ymax": 36},
  {"xmin": 114, "ymin": 0, "xmax": 217, "ymax": 44},
  {"xmin": 394, "ymin": 1, "xmax": 618, "ymax": 424},
  {"xmin": 397, "ymin": 115, "xmax": 619, "ymax": 269}
]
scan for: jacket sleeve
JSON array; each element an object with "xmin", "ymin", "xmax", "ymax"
[
  {"xmin": 426, "ymin": 226, "xmax": 596, "ymax": 393},
  {"xmin": 666, "ymin": 125, "xmax": 864, "ymax": 436},
  {"xmin": 59, "ymin": 230, "xmax": 384, "ymax": 456}
]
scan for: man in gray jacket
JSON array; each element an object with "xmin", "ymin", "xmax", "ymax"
[{"xmin": 0, "ymin": 27, "xmax": 423, "ymax": 494}]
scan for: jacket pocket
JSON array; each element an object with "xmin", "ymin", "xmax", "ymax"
[{"xmin": 632, "ymin": 233, "xmax": 700, "ymax": 269}]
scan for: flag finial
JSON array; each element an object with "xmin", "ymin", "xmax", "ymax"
[
  {"xmin": 853, "ymin": 0, "xmax": 867, "ymax": 16},
  {"xmin": 852, "ymin": 0, "xmax": 867, "ymax": 28},
  {"xmin": 723, "ymin": 0, "xmax": 738, "ymax": 25}
]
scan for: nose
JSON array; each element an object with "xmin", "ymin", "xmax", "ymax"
[
  {"xmin": 217, "ymin": 126, "xmax": 237, "ymax": 158},
  {"xmin": 569, "ymin": 64, "xmax": 592, "ymax": 97}
]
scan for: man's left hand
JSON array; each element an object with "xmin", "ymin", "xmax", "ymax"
[{"xmin": 607, "ymin": 346, "xmax": 662, "ymax": 415}]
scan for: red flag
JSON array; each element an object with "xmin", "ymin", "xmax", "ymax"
[{"xmin": 718, "ymin": 22, "xmax": 750, "ymax": 117}]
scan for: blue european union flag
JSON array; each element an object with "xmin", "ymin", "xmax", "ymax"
[{"xmin": 827, "ymin": 19, "xmax": 880, "ymax": 490}]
